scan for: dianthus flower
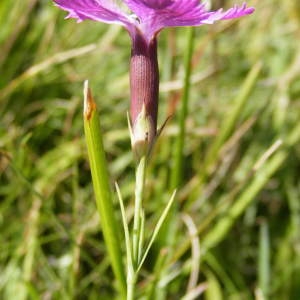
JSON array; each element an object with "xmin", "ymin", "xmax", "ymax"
[{"xmin": 54, "ymin": 0, "xmax": 254, "ymax": 156}]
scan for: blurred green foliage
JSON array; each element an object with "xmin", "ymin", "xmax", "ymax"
[{"xmin": 1, "ymin": 0, "xmax": 300, "ymax": 299}]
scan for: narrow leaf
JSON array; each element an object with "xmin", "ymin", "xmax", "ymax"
[
  {"xmin": 83, "ymin": 81, "xmax": 126, "ymax": 297},
  {"xmin": 137, "ymin": 190, "xmax": 177, "ymax": 273},
  {"xmin": 115, "ymin": 182, "xmax": 134, "ymax": 274}
]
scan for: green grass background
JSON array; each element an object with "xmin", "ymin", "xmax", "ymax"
[{"xmin": 1, "ymin": 0, "xmax": 300, "ymax": 299}]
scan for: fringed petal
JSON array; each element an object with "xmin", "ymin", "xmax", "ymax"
[
  {"xmin": 123, "ymin": 0, "xmax": 254, "ymax": 41},
  {"xmin": 54, "ymin": 0, "xmax": 133, "ymax": 28}
]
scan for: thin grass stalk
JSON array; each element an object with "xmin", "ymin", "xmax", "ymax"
[
  {"xmin": 146, "ymin": 248, "xmax": 169, "ymax": 300},
  {"xmin": 157, "ymin": 27, "xmax": 195, "ymax": 250},
  {"xmin": 258, "ymin": 220, "xmax": 270, "ymax": 299},
  {"xmin": 171, "ymin": 27, "xmax": 195, "ymax": 189},
  {"xmin": 83, "ymin": 81, "xmax": 126, "ymax": 298}
]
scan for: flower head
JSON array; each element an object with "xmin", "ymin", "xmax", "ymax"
[
  {"xmin": 54, "ymin": 0, "xmax": 254, "ymax": 43},
  {"xmin": 54, "ymin": 0, "xmax": 254, "ymax": 157}
]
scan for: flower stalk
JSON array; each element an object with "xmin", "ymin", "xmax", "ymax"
[
  {"xmin": 132, "ymin": 155, "xmax": 147, "ymax": 266},
  {"xmin": 116, "ymin": 147, "xmax": 177, "ymax": 300}
]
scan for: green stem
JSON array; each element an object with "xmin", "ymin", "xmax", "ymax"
[
  {"xmin": 122, "ymin": 155, "xmax": 146, "ymax": 299},
  {"xmin": 127, "ymin": 271, "xmax": 137, "ymax": 300},
  {"xmin": 132, "ymin": 156, "xmax": 147, "ymax": 267}
]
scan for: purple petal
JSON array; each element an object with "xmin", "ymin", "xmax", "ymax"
[
  {"xmin": 123, "ymin": 0, "xmax": 254, "ymax": 41},
  {"xmin": 53, "ymin": 0, "xmax": 133, "ymax": 28},
  {"xmin": 199, "ymin": 3, "xmax": 255, "ymax": 25}
]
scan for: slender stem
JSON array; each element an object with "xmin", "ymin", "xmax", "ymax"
[
  {"xmin": 132, "ymin": 155, "xmax": 147, "ymax": 267},
  {"xmin": 127, "ymin": 270, "xmax": 137, "ymax": 300},
  {"xmin": 138, "ymin": 210, "xmax": 145, "ymax": 264},
  {"xmin": 116, "ymin": 182, "xmax": 135, "ymax": 300},
  {"xmin": 123, "ymin": 155, "xmax": 147, "ymax": 300}
]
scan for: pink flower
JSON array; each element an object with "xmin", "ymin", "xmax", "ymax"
[
  {"xmin": 54, "ymin": 0, "xmax": 254, "ymax": 157},
  {"xmin": 54, "ymin": 0, "xmax": 254, "ymax": 43}
]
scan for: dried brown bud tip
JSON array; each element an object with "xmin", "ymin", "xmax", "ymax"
[{"xmin": 83, "ymin": 80, "xmax": 96, "ymax": 120}]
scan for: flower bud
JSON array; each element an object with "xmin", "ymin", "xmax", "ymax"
[{"xmin": 130, "ymin": 103, "xmax": 155, "ymax": 158}]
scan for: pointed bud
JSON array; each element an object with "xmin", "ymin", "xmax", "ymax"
[{"xmin": 130, "ymin": 103, "xmax": 155, "ymax": 158}]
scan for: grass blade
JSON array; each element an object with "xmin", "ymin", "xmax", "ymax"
[
  {"xmin": 258, "ymin": 220, "xmax": 270, "ymax": 299},
  {"xmin": 171, "ymin": 27, "xmax": 195, "ymax": 189},
  {"xmin": 83, "ymin": 81, "xmax": 126, "ymax": 298}
]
